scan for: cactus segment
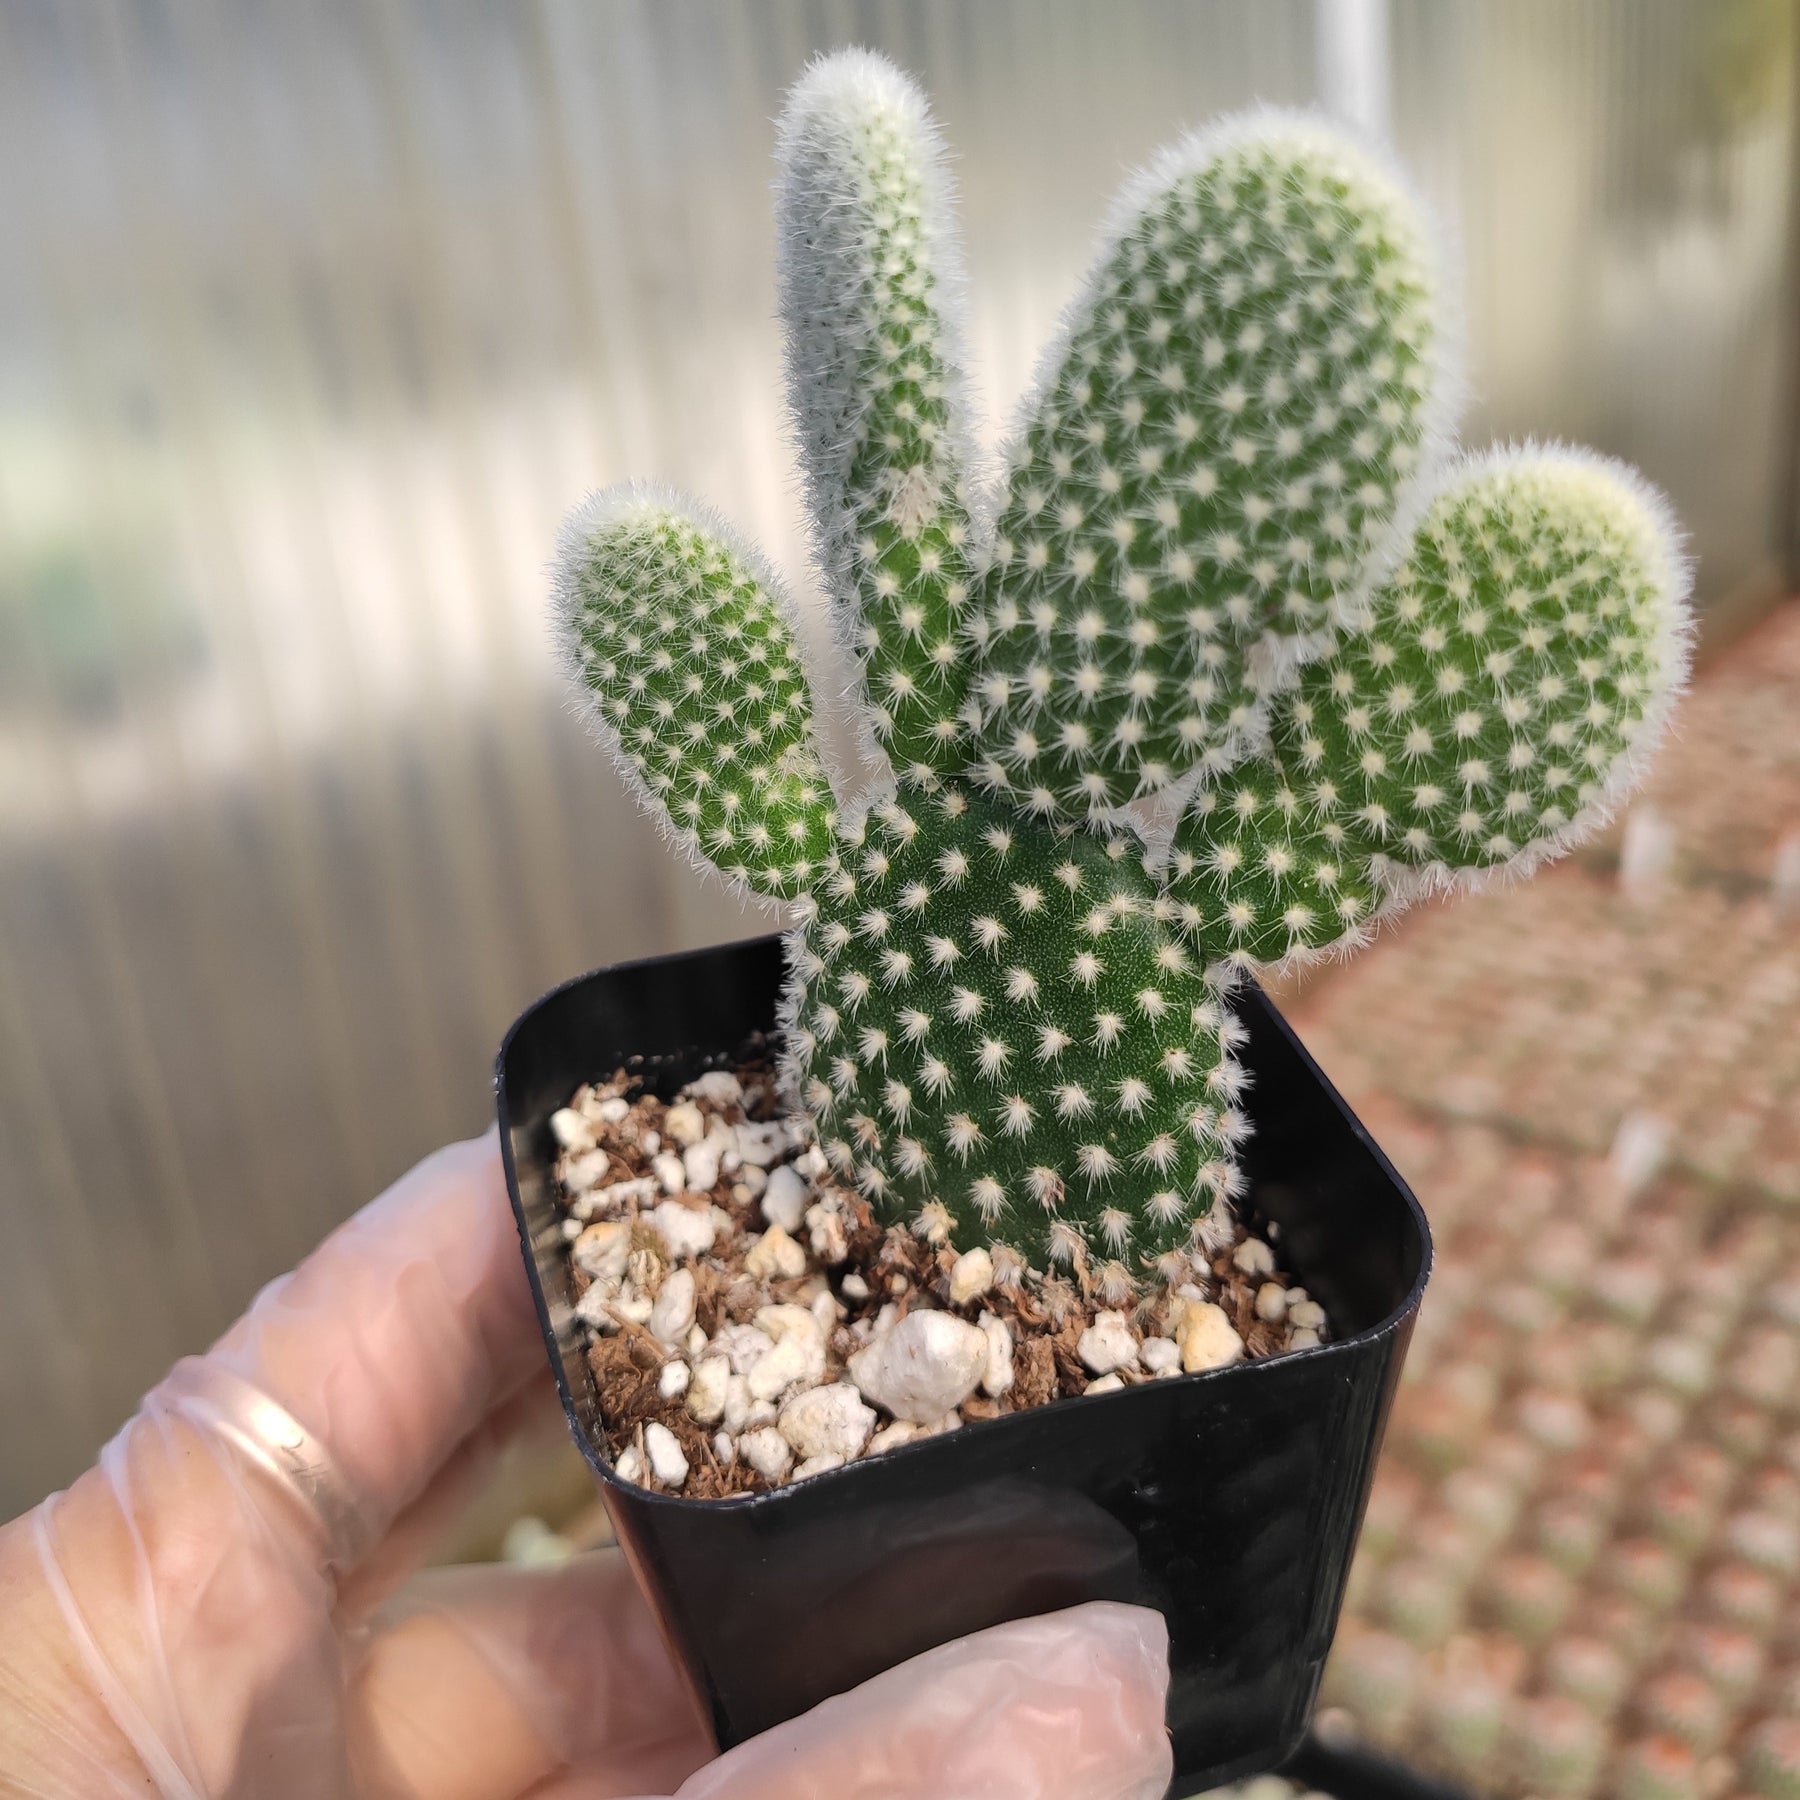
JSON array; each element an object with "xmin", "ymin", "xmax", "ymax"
[
  {"xmin": 962, "ymin": 120, "xmax": 1446, "ymax": 818},
  {"xmin": 786, "ymin": 781, "xmax": 1240, "ymax": 1275},
  {"xmin": 1167, "ymin": 447, "xmax": 1690, "ymax": 963},
  {"xmin": 557, "ymin": 490, "xmax": 836, "ymax": 899},
  {"xmin": 777, "ymin": 50, "xmax": 979, "ymax": 783}
]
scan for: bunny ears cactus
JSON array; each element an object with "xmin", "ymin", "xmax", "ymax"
[{"xmin": 555, "ymin": 49, "xmax": 1688, "ymax": 1290}]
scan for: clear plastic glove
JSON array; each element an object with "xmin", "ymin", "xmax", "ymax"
[{"xmin": 0, "ymin": 1133, "xmax": 1172, "ymax": 1799}]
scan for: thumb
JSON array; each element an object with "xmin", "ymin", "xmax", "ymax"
[{"xmin": 662, "ymin": 1600, "xmax": 1171, "ymax": 1800}]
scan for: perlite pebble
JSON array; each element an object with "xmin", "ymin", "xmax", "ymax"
[
  {"xmin": 1233, "ymin": 1238, "xmax": 1276, "ymax": 1277},
  {"xmin": 1077, "ymin": 1312, "xmax": 1140, "ymax": 1375},
  {"xmin": 649, "ymin": 1269, "xmax": 697, "ymax": 1346},
  {"xmin": 1287, "ymin": 1298, "xmax": 1327, "ymax": 1332},
  {"xmin": 682, "ymin": 1138, "xmax": 723, "ymax": 1193},
  {"xmin": 744, "ymin": 1224, "xmax": 807, "ymax": 1280},
  {"xmin": 840, "ymin": 1272, "xmax": 871, "ymax": 1302},
  {"xmin": 651, "ymin": 1201, "xmax": 717, "ymax": 1262},
  {"xmin": 575, "ymin": 1176, "xmax": 657, "ymax": 1220},
  {"xmin": 793, "ymin": 1453, "xmax": 844, "ymax": 1481},
  {"xmin": 779, "ymin": 1382, "xmax": 876, "ymax": 1462},
  {"xmin": 723, "ymin": 1376, "xmax": 753, "ymax": 1434},
  {"xmin": 761, "ymin": 1163, "xmax": 809, "ymax": 1233},
  {"xmin": 663, "ymin": 1102, "xmax": 705, "ymax": 1147},
  {"xmin": 682, "ymin": 1071, "xmax": 742, "ymax": 1106},
  {"xmin": 575, "ymin": 1284, "xmax": 617, "ymax": 1330},
  {"xmin": 686, "ymin": 1357, "xmax": 730, "ymax": 1425},
  {"xmin": 734, "ymin": 1121, "xmax": 790, "ymax": 1168},
  {"xmin": 805, "ymin": 1201, "xmax": 850, "ymax": 1265},
  {"xmin": 562, "ymin": 1149, "xmax": 610, "ymax": 1193},
  {"xmin": 1256, "ymin": 1281, "xmax": 1290, "ymax": 1323},
  {"xmin": 1140, "ymin": 1336, "xmax": 1182, "ymax": 1375},
  {"xmin": 614, "ymin": 1444, "xmax": 645, "ymax": 1484},
  {"xmin": 652, "ymin": 1153, "xmax": 687, "ymax": 1196},
  {"xmin": 868, "ymin": 1420, "xmax": 920, "ymax": 1455},
  {"xmin": 1179, "ymin": 1301, "xmax": 1245, "ymax": 1373},
  {"xmin": 740, "ymin": 1427, "xmax": 792, "ymax": 1482},
  {"xmin": 596, "ymin": 1096, "xmax": 630, "ymax": 1125},
  {"xmin": 714, "ymin": 1324, "xmax": 776, "ymax": 1374},
  {"xmin": 978, "ymin": 1311, "xmax": 1014, "ymax": 1397},
  {"xmin": 1085, "ymin": 1374, "xmax": 1125, "ymax": 1396},
  {"xmin": 849, "ymin": 1310, "xmax": 988, "ymax": 1423},
  {"xmin": 949, "ymin": 1247, "xmax": 994, "ymax": 1306},
  {"xmin": 747, "ymin": 1311, "xmax": 826, "ymax": 1402},
  {"xmin": 550, "ymin": 1107, "xmax": 596, "ymax": 1152},
  {"xmin": 712, "ymin": 1430, "xmax": 735, "ymax": 1464},
  {"xmin": 658, "ymin": 1360, "xmax": 691, "ymax": 1400},
  {"xmin": 573, "ymin": 1221, "xmax": 630, "ymax": 1283},
  {"xmin": 644, "ymin": 1422, "xmax": 689, "ymax": 1488}
]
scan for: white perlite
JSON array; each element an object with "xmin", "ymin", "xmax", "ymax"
[
  {"xmin": 574, "ymin": 1175, "xmax": 657, "ymax": 1220},
  {"xmin": 949, "ymin": 1246, "xmax": 994, "ymax": 1306},
  {"xmin": 849, "ymin": 1310, "xmax": 987, "ymax": 1423},
  {"xmin": 739, "ymin": 1426, "xmax": 793, "ymax": 1482},
  {"xmin": 747, "ymin": 1305, "xmax": 827, "ymax": 1400},
  {"xmin": 761, "ymin": 1163, "xmax": 810, "ymax": 1233},
  {"xmin": 744, "ymin": 1224, "xmax": 807, "ymax": 1280},
  {"xmin": 805, "ymin": 1200, "xmax": 849, "ymax": 1265},
  {"xmin": 649, "ymin": 1269, "xmax": 697, "ymax": 1346},
  {"xmin": 663, "ymin": 1101, "xmax": 706, "ymax": 1147},
  {"xmin": 682, "ymin": 1137, "xmax": 723, "ymax": 1193},
  {"xmin": 550, "ymin": 1107, "xmax": 596, "ymax": 1152},
  {"xmin": 1077, "ymin": 1311, "xmax": 1140, "ymax": 1376},
  {"xmin": 779, "ymin": 1382, "xmax": 876, "ymax": 1462},
  {"xmin": 652, "ymin": 1153, "xmax": 687, "ymax": 1195},
  {"xmin": 685, "ymin": 1356, "xmax": 730, "ymax": 1424},
  {"xmin": 561, "ymin": 1148, "xmax": 610, "ymax": 1193},
  {"xmin": 1179, "ymin": 1301, "xmax": 1245, "ymax": 1373},
  {"xmin": 573, "ymin": 1221, "xmax": 629, "ymax": 1283},
  {"xmin": 734, "ymin": 1120, "xmax": 793, "ymax": 1168},
  {"xmin": 651, "ymin": 1200, "xmax": 717, "ymax": 1261},
  {"xmin": 684, "ymin": 1070, "xmax": 742, "ymax": 1106},
  {"xmin": 1140, "ymin": 1336, "xmax": 1182, "ymax": 1376},
  {"xmin": 644, "ymin": 1422, "xmax": 690, "ymax": 1488},
  {"xmin": 659, "ymin": 1360, "xmax": 691, "ymax": 1399},
  {"xmin": 1287, "ymin": 1296, "xmax": 1327, "ymax": 1332},
  {"xmin": 1233, "ymin": 1237, "xmax": 1275, "ymax": 1277},
  {"xmin": 978, "ymin": 1311, "xmax": 1014, "ymax": 1397}
]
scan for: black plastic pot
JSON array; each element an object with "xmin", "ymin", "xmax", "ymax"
[{"xmin": 497, "ymin": 933, "xmax": 1430, "ymax": 1794}]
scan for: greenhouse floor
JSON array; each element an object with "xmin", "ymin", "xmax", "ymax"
[{"xmin": 1251, "ymin": 601, "xmax": 1800, "ymax": 1800}]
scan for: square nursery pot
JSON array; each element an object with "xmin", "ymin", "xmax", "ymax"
[{"xmin": 497, "ymin": 933, "xmax": 1431, "ymax": 1795}]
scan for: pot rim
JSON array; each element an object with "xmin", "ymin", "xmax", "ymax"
[{"xmin": 497, "ymin": 930, "xmax": 1431, "ymax": 1517}]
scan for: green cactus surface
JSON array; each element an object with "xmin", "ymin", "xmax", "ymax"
[{"xmin": 556, "ymin": 49, "xmax": 1689, "ymax": 1284}]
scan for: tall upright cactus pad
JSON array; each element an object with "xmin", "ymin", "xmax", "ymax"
[
  {"xmin": 963, "ymin": 121, "xmax": 1450, "ymax": 817},
  {"xmin": 776, "ymin": 50, "xmax": 979, "ymax": 783},
  {"xmin": 557, "ymin": 52, "xmax": 1689, "ymax": 1282}
]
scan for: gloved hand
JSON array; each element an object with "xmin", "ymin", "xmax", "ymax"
[{"xmin": 0, "ymin": 1132, "xmax": 1172, "ymax": 1799}]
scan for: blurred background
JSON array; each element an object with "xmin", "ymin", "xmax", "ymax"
[{"xmin": 3, "ymin": 0, "xmax": 1799, "ymax": 1721}]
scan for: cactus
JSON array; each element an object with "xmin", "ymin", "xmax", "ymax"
[{"xmin": 556, "ymin": 50, "xmax": 1689, "ymax": 1293}]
